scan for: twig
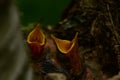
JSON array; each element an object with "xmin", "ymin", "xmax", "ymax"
[{"xmin": 107, "ymin": 4, "xmax": 120, "ymax": 44}]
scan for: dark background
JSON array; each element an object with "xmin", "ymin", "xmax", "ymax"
[{"xmin": 16, "ymin": 0, "xmax": 71, "ymax": 26}]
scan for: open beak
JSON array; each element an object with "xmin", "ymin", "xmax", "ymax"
[
  {"xmin": 51, "ymin": 32, "xmax": 83, "ymax": 75},
  {"xmin": 27, "ymin": 23, "xmax": 45, "ymax": 58}
]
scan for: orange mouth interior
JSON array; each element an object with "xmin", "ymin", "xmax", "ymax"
[
  {"xmin": 27, "ymin": 23, "xmax": 45, "ymax": 46},
  {"xmin": 51, "ymin": 32, "xmax": 78, "ymax": 54}
]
